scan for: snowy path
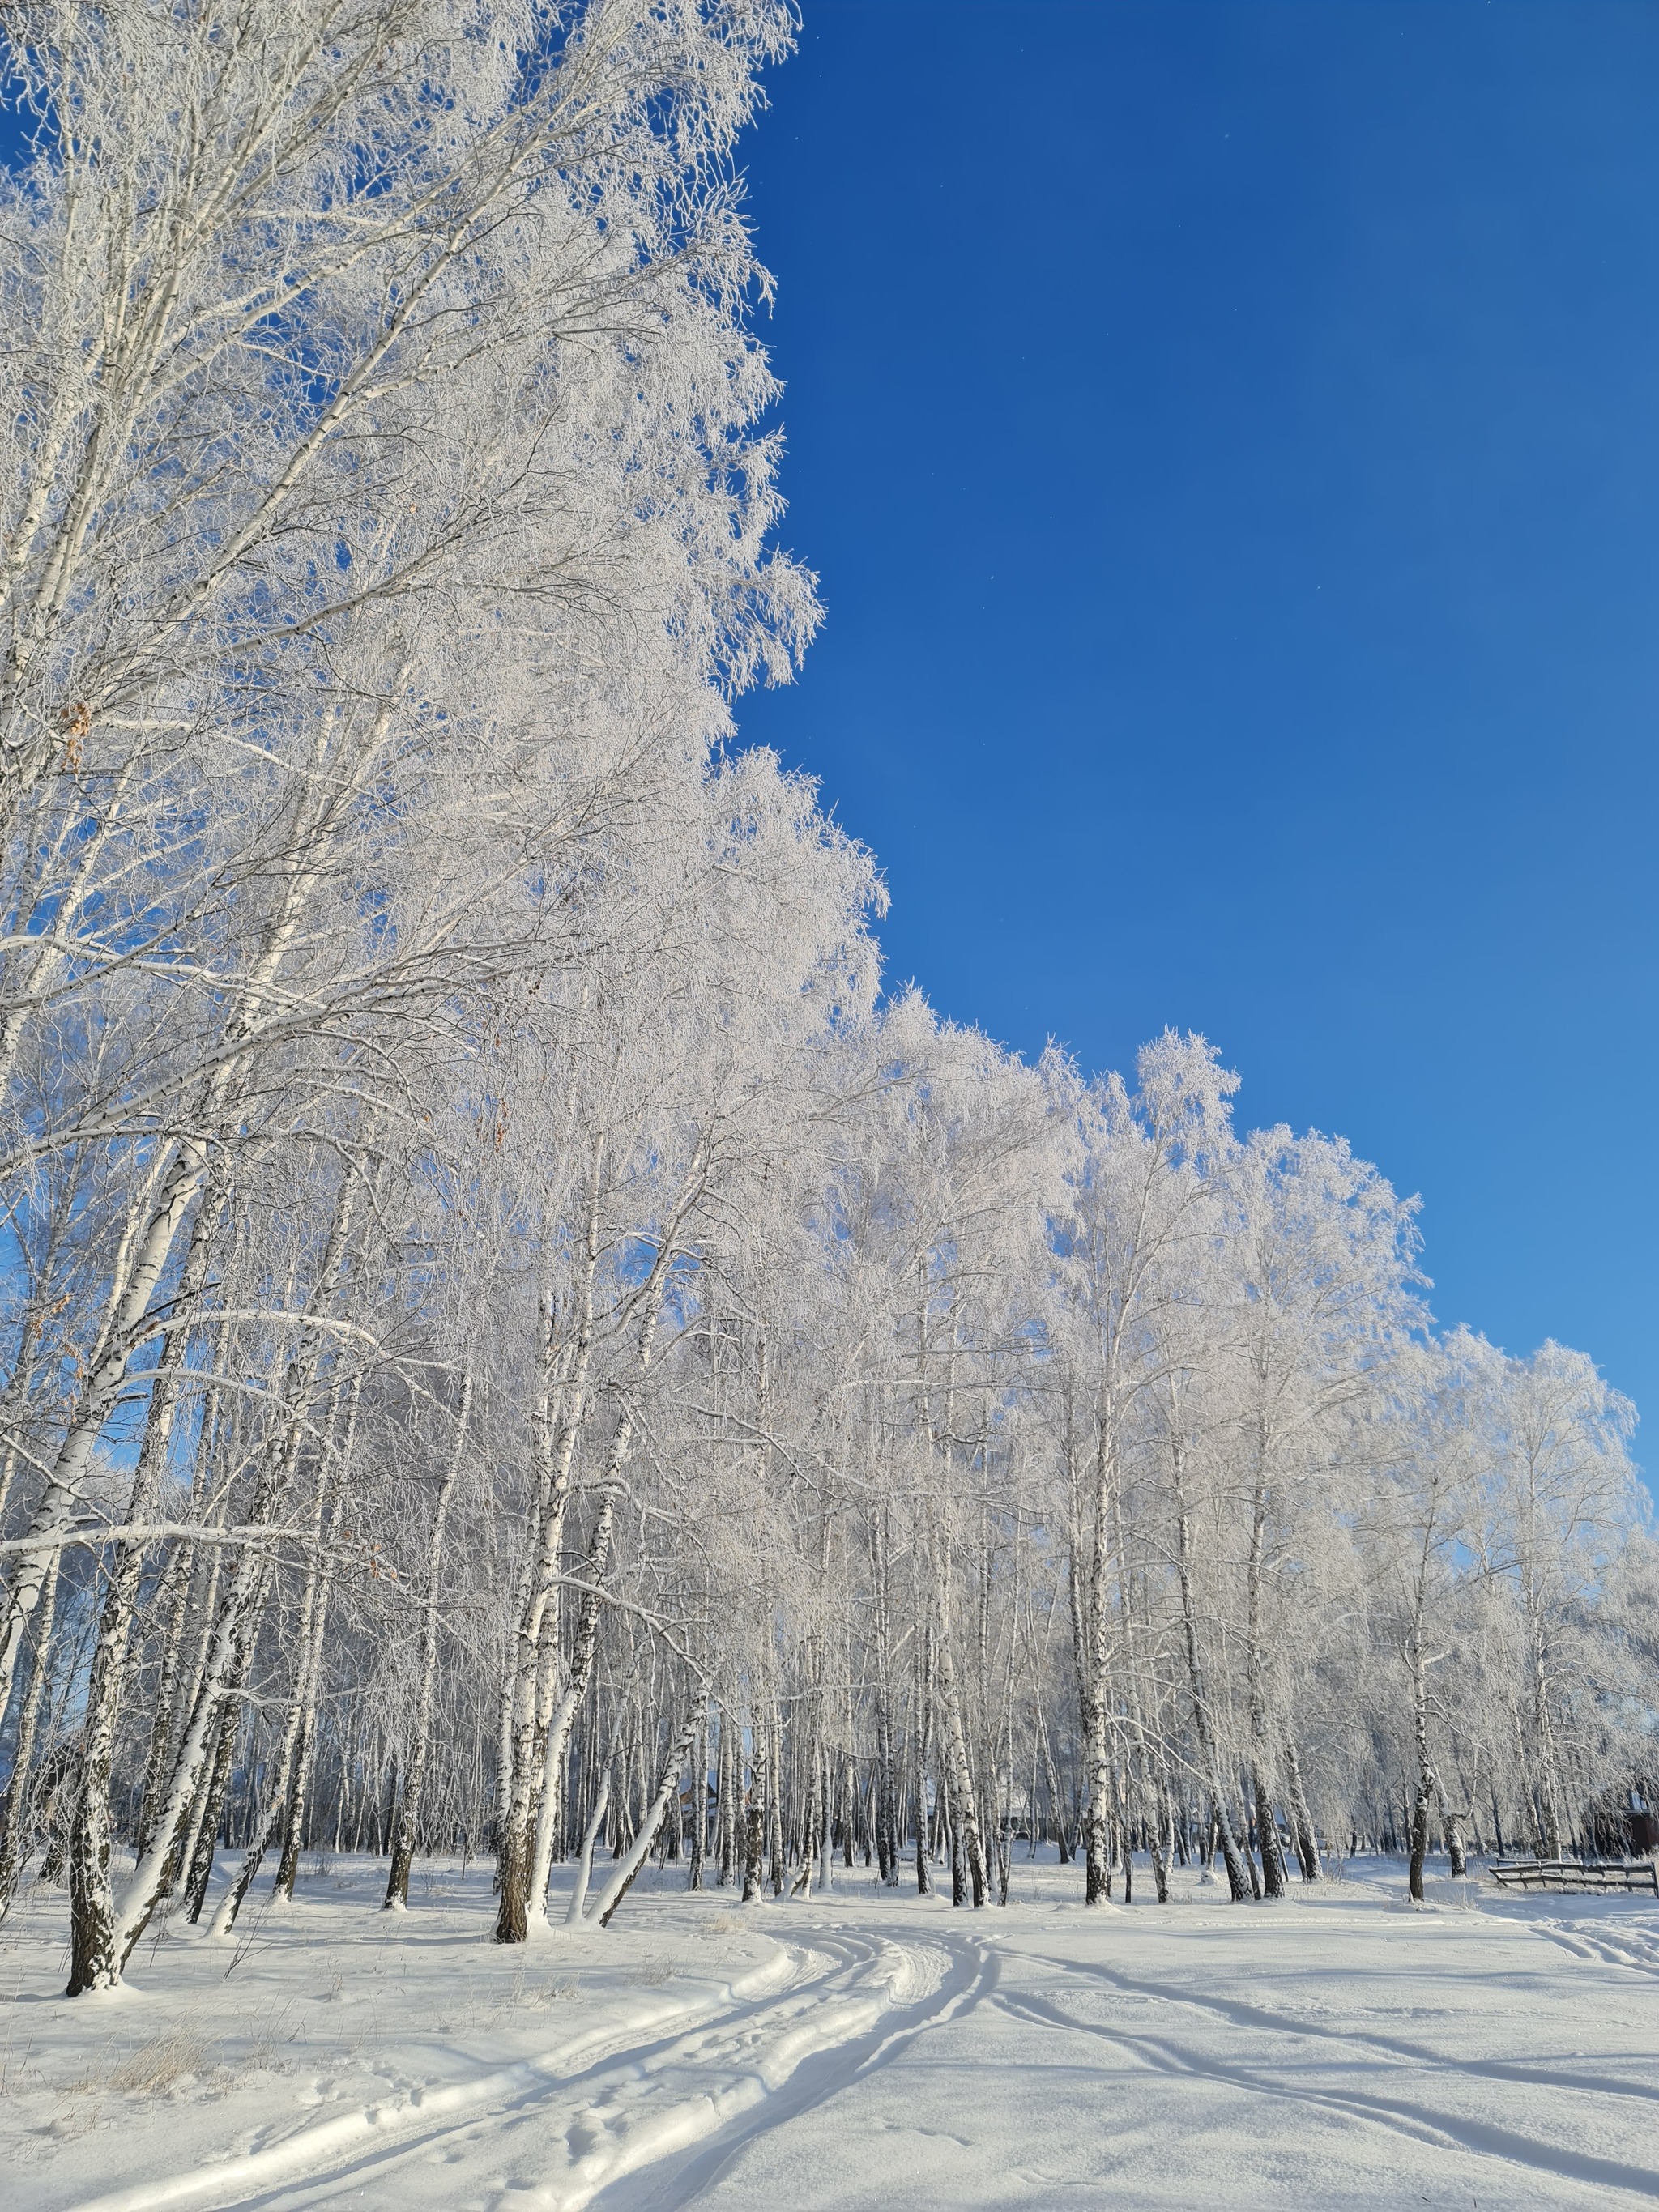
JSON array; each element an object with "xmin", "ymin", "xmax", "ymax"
[
  {"xmin": 4, "ymin": 1856, "xmax": 1657, "ymax": 2210},
  {"xmin": 76, "ymin": 1929, "xmax": 990, "ymax": 2212}
]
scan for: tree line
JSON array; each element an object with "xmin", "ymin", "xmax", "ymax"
[{"xmin": 0, "ymin": 1, "xmax": 1652, "ymax": 1997}]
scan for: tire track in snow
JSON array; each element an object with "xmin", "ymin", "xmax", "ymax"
[
  {"xmin": 59, "ymin": 1937, "xmax": 829, "ymax": 2212},
  {"xmin": 602, "ymin": 1929, "xmax": 999, "ymax": 2210},
  {"xmin": 63, "ymin": 1929, "xmax": 977, "ymax": 2212}
]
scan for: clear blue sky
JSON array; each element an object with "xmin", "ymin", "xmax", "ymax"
[{"xmin": 732, "ymin": 0, "xmax": 1659, "ymax": 1473}]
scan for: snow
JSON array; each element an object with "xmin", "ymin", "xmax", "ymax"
[{"xmin": 4, "ymin": 1852, "xmax": 1657, "ymax": 2210}]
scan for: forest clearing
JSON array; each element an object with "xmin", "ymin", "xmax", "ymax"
[
  {"xmin": 5, "ymin": 1851, "xmax": 1658, "ymax": 2210},
  {"xmin": 1, "ymin": 4, "xmax": 1656, "ymax": 2207}
]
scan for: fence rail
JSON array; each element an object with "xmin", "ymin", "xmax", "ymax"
[{"xmin": 1488, "ymin": 1857, "xmax": 1658, "ymax": 1896}]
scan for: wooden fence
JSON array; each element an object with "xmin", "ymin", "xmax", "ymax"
[{"xmin": 1488, "ymin": 1856, "xmax": 1658, "ymax": 1896}]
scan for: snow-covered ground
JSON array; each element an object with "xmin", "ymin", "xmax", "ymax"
[{"xmin": 4, "ymin": 1851, "xmax": 1657, "ymax": 2210}]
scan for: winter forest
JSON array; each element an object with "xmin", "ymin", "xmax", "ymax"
[{"xmin": 2, "ymin": 0, "xmax": 1657, "ymax": 2118}]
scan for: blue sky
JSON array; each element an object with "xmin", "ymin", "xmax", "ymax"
[{"xmin": 732, "ymin": 0, "xmax": 1659, "ymax": 1478}]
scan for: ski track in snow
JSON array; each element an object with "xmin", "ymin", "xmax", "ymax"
[
  {"xmin": 61, "ymin": 1928, "xmax": 982, "ymax": 2212},
  {"xmin": 1002, "ymin": 1945, "xmax": 1659, "ymax": 2203},
  {"xmin": 12, "ymin": 1859, "xmax": 1659, "ymax": 2212},
  {"xmin": 1034, "ymin": 1944, "xmax": 1659, "ymax": 2106},
  {"xmin": 1525, "ymin": 1912, "xmax": 1659, "ymax": 1977}
]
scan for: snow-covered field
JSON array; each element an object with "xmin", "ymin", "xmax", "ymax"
[{"xmin": 4, "ymin": 1852, "xmax": 1657, "ymax": 2210}]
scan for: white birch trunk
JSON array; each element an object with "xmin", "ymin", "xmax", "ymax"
[
  {"xmin": 385, "ymin": 1375, "xmax": 472, "ymax": 1911},
  {"xmin": 565, "ymin": 1775, "xmax": 612, "ymax": 1926},
  {"xmin": 579, "ymin": 1690, "xmax": 707, "ymax": 1930}
]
